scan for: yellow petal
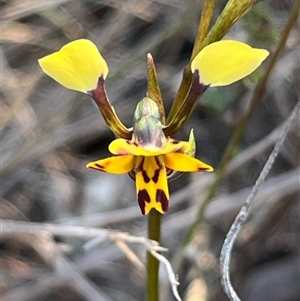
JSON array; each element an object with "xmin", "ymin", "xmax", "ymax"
[
  {"xmin": 38, "ymin": 39, "xmax": 109, "ymax": 93},
  {"xmin": 135, "ymin": 156, "xmax": 169, "ymax": 215},
  {"xmin": 86, "ymin": 155, "xmax": 134, "ymax": 174},
  {"xmin": 191, "ymin": 40, "xmax": 269, "ymax": 87},
  {"xmin": 161, "ymin": 138, "xmax": 191, "ymax": 154},
  {"xmin": 164, "ymin": 153, "xmax": 213, "ymax": 172},
  {"xmin": 109, "ymin": 138, "xmax": 191, "ymax": 156}
]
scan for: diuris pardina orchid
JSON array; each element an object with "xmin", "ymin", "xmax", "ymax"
[{"xmin": 38, "ymin": 39, "xmax": 268, "ymax": 215}]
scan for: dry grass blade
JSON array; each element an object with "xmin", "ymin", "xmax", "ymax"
[
  {"xmin": 220, "ymin": 100, "xmax": 300, "ymax": 301},
  {"xmin": 0, "ymin": 0, "xmax": 71, "ymax": 21}
]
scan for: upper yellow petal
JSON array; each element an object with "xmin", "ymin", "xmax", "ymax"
[
  {"xmin": 164, "ymin": 153, "xmax": 213, "ymax": 172},
  {"xmin": 109, "ymin": 138, "xmax": 191, "ymax": 156},
  {"xmin": 86, "ymin": 155, "xmax": 134, "ymax": 174},
  {"xmin": 38, "ymin": 39, "xmax": 109, "ymax": 93},
  {"xmin": 191, "ymin": 40, "xmax": 269, "ymax": 87}
]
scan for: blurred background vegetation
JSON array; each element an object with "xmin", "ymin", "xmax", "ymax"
[{"xmin": 1, "ymin": 0, "xmax": 299, "ymax": 300}]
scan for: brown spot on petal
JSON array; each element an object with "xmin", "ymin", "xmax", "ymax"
[
  {"xmin": 136, "ymin": 157, "xmax": 145, "ymax": 172},
  {"xmin": 198, "ymin": 167, "xmax": 211, "ymax": 171},
  {"xmin": 152, "ymin": 157, "xmax": 162, "ymax": 183},
  {"xmin": 154, "ymin": 157, "xmax": 161, "ymax": 166},
  {"xmin": 95, "ymin": 164, "xmax": 104, "ymax": 169},
  {"xmin": 88, "ymin": 166, "xmax": 106, "ymax": 172},
  {"xmin": 152, "ymin": 169, "xmax": 160, "ymax": 183},
  {"xmin": 126, "ymin": 140, "xmax": 138, "ymax": 146},
  {"xmin": 142, "ymin": 170, "xmax": 150, "ymax": 183},
  {"xmin": 116, "ymin": 150, "xmax": 128, "ymax": 155},
  {"xmin": 172, "ymin": 140, "xmax": 180, "ymax": 144},
  {"xmin": 137, "ymin": 189, "xmax": 151, "ymax": 215},
  {"xmin": 156, "ymin": 189, "xmax": 168, "ymax": 213}
]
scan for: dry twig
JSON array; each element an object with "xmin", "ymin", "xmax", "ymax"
[
  {"xmin": 220, "ymin": 100, "xmax": 300, "ymax": 301},
  {"xmin": 1, "ymin": 219, "xmax": 181, "ymax": 300}
]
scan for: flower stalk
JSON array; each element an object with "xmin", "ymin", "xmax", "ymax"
[{"xmin": 147, "ymin": 210, "xmax": 161, "ymax": 301}]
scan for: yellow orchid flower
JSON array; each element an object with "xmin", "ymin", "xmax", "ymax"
[
  {"xmin": 191, "ymin": 40, "xmax": 269, "ymax": 87},
  {"xmin": 37, "ymin": 39, "xmax": 269, "ymax": 215},
  {"xmin": 87, "ymin": 98, "xmax": 213, "ymax": 215}
]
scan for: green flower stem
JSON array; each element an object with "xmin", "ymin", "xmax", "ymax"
[
  {"xmin": 183, "ymin": 0, "xmax": 300, "ymax": 246},
  {"xmin": 147, "ymin": 210, "xmax": 161, "ymax": 301},
  {"xmin": 191, "ymin": 0, "xmax": 216, "ymax": 60},
  {"xmin": 201, "ymin": 0, "xmax": 257, "ymax": 49}
]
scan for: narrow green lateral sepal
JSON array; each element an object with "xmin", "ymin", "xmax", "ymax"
[
  {"xmin": 146, "ymin": 54, "xmax": 165, "ymax": 124},
  {"xmin": 164, "ymin": 71, "xmax": 207, "ymax": 136}
]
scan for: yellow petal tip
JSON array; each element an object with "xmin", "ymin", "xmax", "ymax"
[
  {"xmin": 38, "ymin": 39, "xmax": 109, "ymax": 93},
  {"xmin": 191, "ymin": 40, "xmax": 269, "ymax": 87}
]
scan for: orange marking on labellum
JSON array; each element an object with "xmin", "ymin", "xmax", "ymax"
[
  {"xmin": 137, "ymin": 157, "xmax": 145, "ymax": 172},
  {"xmin": 116, "ymin": 149, "xmax": 128, "ymax": 155}
]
